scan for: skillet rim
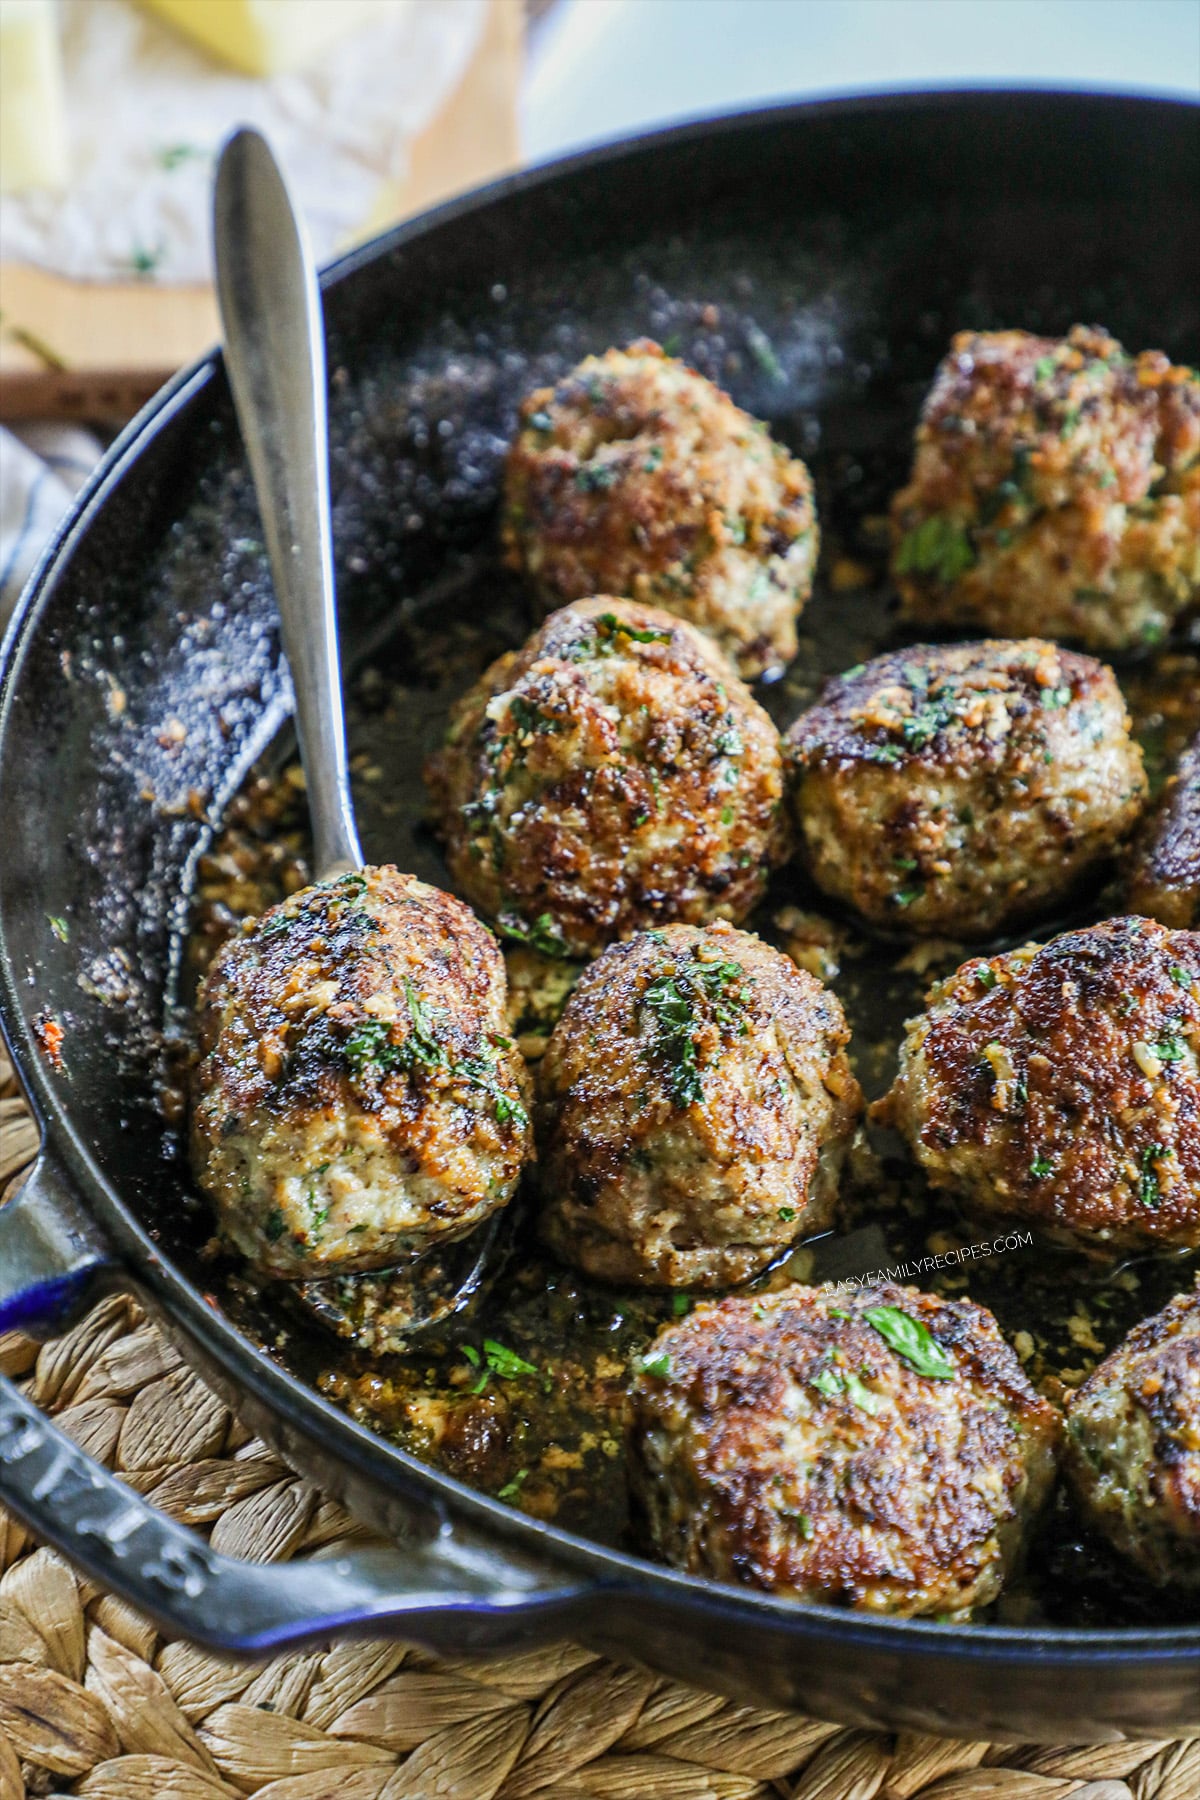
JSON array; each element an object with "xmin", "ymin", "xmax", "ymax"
[{"xmin": 2, "ymin": 86, "xmax": 1200, "ymax": 1665}]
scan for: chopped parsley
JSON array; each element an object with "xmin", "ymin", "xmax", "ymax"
[
  {"xmin": 975, "ymin": 964, "xmax": 997, "ymax": 989},
  {"xmin": 641, "ymin": 952, "xmax": 750, "ymax": 1109},
  {"xmin": 342, "ymin": 984, "xmax": 526, "ymax": 1130},
  {"xmin": 895, "ymin": 514, "xmax": 975, "ymax": 584},
  {"xmin": 1169, "ymin": 965, "xmax": 1192, "ymax": 988},
  {"xmin": 264, "ymin": 1208, "xmax": 287, "ymax": 1243},
  {"xmin": 1040, "ymin": 685, "xmax": 1073, "ymax": 710},
  {"xmin": 157, "ymin": 143, "xmax": 206, "ymax": 171},
  {"xmin": 843, "ymin": 1372, "xmax": 879, "ymax": 1415},
  {"xmin": 574, "ymin": 461, "xmax": 619, "ymax": 492},
  {"xmin": 642, "ymin": 445, "xmax": 664, "ymax": 473},
  {"xmin": 483, "ymin": 1339, "xmax": 537, "ymax": 1379},
  {"xmin": 497, "ymin": 1469, "xmax": 529, "ymax": 1500},
  {"xmin": 593, "ymin": 611, "xmax": 672, "ymax": 649},
  {"xmin": 496, "ymin": 910, "xmax": 570, "ymax": 959},
  {"xmin": 1033, "ymin": 355, "xmax": 1057, "ymax": 381},
  {"xmin": 638, "ymin": 1350, "xmax": 673, "ymax": 1380},
  {"xmin": 129, "ymin": 240, "xmax": 166, "ymax": 276},
  {"xmin": 1030, "ymin": 1154, "xmax": 1054, "ymax": 1179},
  {"xmin": 672, "ymin": 1293, "xmax": 692, "ymax": 1316},
  {"xmin": 47, "ymin": 915, "xmax": 69, "ymax": 942},
  {"xmin": 864, "ymin": 1306, "xmax": 956, "ymax": 1380},
  {"xmin": 810, "ymin": 1366, "xmax": 879, "ymax": 1414},
  {"xmin": 1154, "ymin": 1035, "xmax": 1186, "ymax": 1064},
  {"xmin": 778, "ymin": 1206, "xmax": 797, "ymax": 1223},
  {"xmin": 1139, "ymin": 1143, "xmax": 1165, "ymax": 1208},
  {"xmin": 745, "ymin": 322, "xmax": 785, "ymax": 383}
]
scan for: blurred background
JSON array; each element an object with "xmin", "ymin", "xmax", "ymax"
[{"xmin": 525, "ymin": 0, "xmax": 1199, "ymax": 161}]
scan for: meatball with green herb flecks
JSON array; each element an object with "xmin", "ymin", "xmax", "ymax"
[
  {"xmin": 502, "ymin": 341, "xmax": 818, "ymax": 678},
  {"xmin": 872, "ymin": 917, "xmax": 1200, "ymax": 1249},
  {"xmin": 626, "ymin": 1282, "xmax": 1061, "ymax": 1615},
  {"xmin": 785, "ymin": 639, "xmax": 1146, "ymax": 939},
  {"xmin": 190, "ymin": 867, "xmax": 532, "ymax": 1279},
  {"xmin": 535, "ymin": 922, "xmax": 861, "ymax": 1288},
  {"xmin": 1126, "ymin": 732, "xmax": 1200, "ymax": 928},
  {"xmin": 891, "ymin": 325, "xmax": 1200, "ymax": 653},
  {"xmin": 424, "ymin": 598, "xmax": 790, "ymax": 961},
  {"xmin": 1065, "ymin": 1284, "xmax": 1200, "ymax": 1588}
]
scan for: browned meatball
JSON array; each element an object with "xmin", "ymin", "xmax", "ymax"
[
  {"xmin": 502, "ymin": 341, "xmax": 818, "ymax": 678},
  {"xmin": 874, "ymin": 917, "xmax": 1200, "ymax": 1249},
  {"xmin": 1065, "ymin": 1285, "xmax": 1200, "ymax": 1588},
  {"xmin": 626, "ymin": 1282, "xmax": 1061, "ymax": 1616},
  {"xmin": 191, "ymin": 867, "xmax": 532, "ymax": 1278},
  {"xmin": 1126, "ymin": 733, "xmax": 1200, "ymax": 927},
  {"xmin": 536, "ymin": 923, "xmax": 861, "ymax": 1288},
  {"xmin": 424, "ymin": 598, "xmax": 790, "ymax": 961},
  {"xmin": 785, "ymin": 639, "xmax": 1146, "ymax": 939},
  {"xmin": 891, "ymin": 325, "xmax": 1200, "ymax": 653}
]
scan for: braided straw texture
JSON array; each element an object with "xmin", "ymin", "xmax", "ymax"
[{"xmin": 2, "ymin": 1048, "xmax": 1197, "ymax": 1800}]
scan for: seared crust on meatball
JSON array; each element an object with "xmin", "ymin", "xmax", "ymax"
[
  {"xmin": 785, "ymin": 639, "xmax": 1146, "ymax": 939},
  {"xmin": 1126, "ymin": 733, "xmax": 1200, "ymax": 927},
  {"xmin": 874, "ymin": 917, "xmax": 1200, "ymax": 1248},
  {"xmin": 424, "ymin": 598, "xmax": 790, "ymax": 960},
  {"xmin": 502, "ymin": 341, "xmax": 818, "ymax": 678},
  {"xmin": 536, "ymin": 923, "xmax": 861, "ymax": 1288},
  {"xmin": 891, "ymin": 325, "xmax": 1200, "ymax": 652},
  {"xmin": 1065, "ymin": 1285, "xmax": 1200, "ymax": 1587},
  {"xmin": 627, "ymin": 1282, "xmax": 1061, "ymax": 1616},
  {"xmin": 191, "ymin": 867, "xmax": 532, "ymax": 1278}
]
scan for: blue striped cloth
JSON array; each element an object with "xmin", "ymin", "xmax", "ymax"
[{"xmin": 0, "ymin": 424, "xmax": 102, "ymax": 634}]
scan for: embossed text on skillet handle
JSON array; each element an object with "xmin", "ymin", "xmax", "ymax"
[{"xmin": 0, "ymin": 1373, "xmax": 591, "ymax": 1653}]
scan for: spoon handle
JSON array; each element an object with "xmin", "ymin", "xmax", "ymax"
[{"xmin": 213, "ymin": 127, "xmax": 363, "ymax": 882}]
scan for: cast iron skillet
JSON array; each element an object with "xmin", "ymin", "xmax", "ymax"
[{"xmin": 1, "ymin": 93, "xmax": 1199, "ymax": 1741}]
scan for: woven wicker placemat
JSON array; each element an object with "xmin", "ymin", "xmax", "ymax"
[{"xmin": 1, "ymin": 1049, "xmax": 1196, "ymax": 1800}]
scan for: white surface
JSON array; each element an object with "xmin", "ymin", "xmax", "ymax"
[
  {"xmin": 0, "ymin": 0, "xmax": 484, "ymax": 283},
  {"xmin": 525, "ymin": 0, "xmax": 1200, "ymax": 162}
]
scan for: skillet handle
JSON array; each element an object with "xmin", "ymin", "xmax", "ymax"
[
  {"xmin": 0, "ymin": 1374, "xmax": 589, "ymax": 1653},
  {"xmin": 0, "ymin": 1152, "xmax": 117, "ymax": 1332}
]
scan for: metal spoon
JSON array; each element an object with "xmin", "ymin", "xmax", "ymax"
[{"xmin": 212, "ymin": 126, "xmax": 498, "ymax": 1337}]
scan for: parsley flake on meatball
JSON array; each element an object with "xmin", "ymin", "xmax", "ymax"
[
  {"xmin": 785, "ymin": 639, "xmax": 1147, "ymax": 939},
  {"xmin": 536, "ymin": 922, "xmax": 862, "ymax": 1288},
  {"xmin": 502, "ymin": 340, "xmax": 818, "ymax": 678},
  {"xmin": 1065, "ymin": 1284, "xmax": 1200, "ymax": 1588},
  {"xmin": 891, "ymin": 325, "xmax": 1200, "ymax": 652},
  {"xmin": 873, "ymin": 917, "xmax": 1200, "ymax": 1248},
  {"xmin": 424, "ymin": 598, "xmax": 790, "ymax": 961},
  {"xmin": 627, "ymin": 1282, "xmax": 1061, "ymax": 1616},
  {"xmin": 191, "ymin": 866, "xmax": 532, "ymax": 1279}
]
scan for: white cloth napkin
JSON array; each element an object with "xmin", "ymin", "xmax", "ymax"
[
  {"xmin": 0, "ymin": 0, "xmax": 486, "ymax": 284},
  {"xmin": 0, "ymin": 423, "xmax": 103, "ymax": 632}
]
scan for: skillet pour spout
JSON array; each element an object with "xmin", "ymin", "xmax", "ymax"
[{"xmin": 1, "ymin": 90, "xmax": 1199, "ymax": 1737}]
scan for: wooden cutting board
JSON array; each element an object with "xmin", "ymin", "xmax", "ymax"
[{"xmin": 0, "ymin": 0, "xmax": 522, "ymax": 423}]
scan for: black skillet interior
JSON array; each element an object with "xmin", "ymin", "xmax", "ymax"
[{"xmin": 3, "ymin": 91, "xmax": 1200, "ymax": 1647}]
